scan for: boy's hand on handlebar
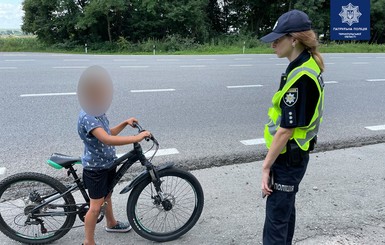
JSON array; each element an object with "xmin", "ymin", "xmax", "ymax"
[
  {"xmin": 125, "ymin": 117, "xmax": 138, "ymax": 127},
  {"xmin": 138, "ymin": 131, "xmax": 151, "ymax": 141}
]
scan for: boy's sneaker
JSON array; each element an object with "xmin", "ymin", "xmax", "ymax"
[{"xmin": 105, "ymin": 221, "xmax": 132, "ymax": 233}]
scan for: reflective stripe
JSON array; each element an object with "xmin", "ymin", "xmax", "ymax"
[
  {"xmin": 287, "ymin": 66, "xmax": 319, "ymax": 82},
  {"xmin": 296, "ymin": 93, "xmax": 324, "ymax": 146},
  {"xmin": 274, "ymin": 183, "xmax": 294, "ymax": 192},
  {"xmin": 268, "ymin": 116, "xmax": 281, "ymax": 136}
]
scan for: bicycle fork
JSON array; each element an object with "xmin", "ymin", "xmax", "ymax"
[{"xmin": 147, "ymin": 166, "xmax": 173, "ymax": 211}]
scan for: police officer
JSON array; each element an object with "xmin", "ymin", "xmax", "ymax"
[{"xmin": 259, "ymin": 10, "xmax": 325, "ymax": 244}]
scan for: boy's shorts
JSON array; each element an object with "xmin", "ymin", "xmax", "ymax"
[{"xmin": 83, "ymin": 167, "xmax": 117, "ymax": 199}]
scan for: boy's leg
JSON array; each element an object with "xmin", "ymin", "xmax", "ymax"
[
  {"xmin": 103, "ymin": 167, "xmax": 131, "ymax": 232},
  {"xmin": 104, "ymin": 192, "xmax": 118, "ymax": 228},
  {"xmin": 84, "ymin": 197, "xmax": 105, "ymax": 245},
  {"xmin": 83, "ymin": 168, "xmax": 112, "ymax": 244},
  {"xmin": 105, "ymin": 167, "xmax": 118, "ymax": 228}
]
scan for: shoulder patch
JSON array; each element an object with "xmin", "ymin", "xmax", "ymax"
[{"xmin": 283, "ymin": 88, "xmax": 298, "ymax": 107}]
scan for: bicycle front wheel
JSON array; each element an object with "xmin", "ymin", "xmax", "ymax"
[
  {"xmin": 0, "ymin": 172, "xmax": 76, "ymax": 244},
  {"xmin": 127, "ymin": 167, "xmax": 204, "ymax": 242}
]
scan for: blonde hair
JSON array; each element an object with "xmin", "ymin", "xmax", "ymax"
[{"xmin": 290, "ymin": 30, "xmax": 325, "ymax": 72}]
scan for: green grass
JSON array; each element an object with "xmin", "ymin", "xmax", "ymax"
[
  {"xmin": 1, "ymin": 36, "xmax": 385, "ymax": 54},
  {"xmin": 319, "ymin": 43, "xmax": 385, "ymax": 53}
]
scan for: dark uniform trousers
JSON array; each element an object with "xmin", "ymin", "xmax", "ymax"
[{"xmin": 263, "ymin": 149, "xmax": 309, "ymax": 245}]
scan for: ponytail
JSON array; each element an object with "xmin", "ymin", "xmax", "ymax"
[{"xmin": 290, "ymin": 30, "xmax": 325, "ymax": 73}]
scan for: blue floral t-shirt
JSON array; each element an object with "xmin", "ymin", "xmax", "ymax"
[{"xmin": 77, "ymin": 110, "xmax": 116, "ymax": 170}]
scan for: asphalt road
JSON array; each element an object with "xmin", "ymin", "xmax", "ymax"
[{"xmin": 1, "ymin": 52, "xmax": 385, "ymax": 178}]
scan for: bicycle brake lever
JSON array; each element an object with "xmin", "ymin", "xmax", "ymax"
[
  {"xmin": 151, "ymin": 135, "xmax": 159, "ymax": 145},
  {"xmin": 133, "ymin": 123, "xmax": 157, "ymax": 144},
  {"xmin": 132, "ymin": 122, "xmax": 140, "ymax": 130}
]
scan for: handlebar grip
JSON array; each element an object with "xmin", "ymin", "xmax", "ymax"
[
  {"xmin": 132, "ymin": 123, "xmax": 158, "ymax": 145},
  {"xmin": 133, "ymin": 122, "xmax": 144, "ymax": 132}
]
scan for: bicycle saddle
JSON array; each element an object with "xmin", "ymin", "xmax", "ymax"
[{"xmin": 49, "ymin": 153, "xmax": 81, "ymax": 168}]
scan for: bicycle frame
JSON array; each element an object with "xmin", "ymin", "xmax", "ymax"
[{"xmin": 30, "ymin": 129, "xmax": 173, "ymax": 218}]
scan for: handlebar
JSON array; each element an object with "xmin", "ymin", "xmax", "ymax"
[{"xmin": 132, "ymin": 122, "xmax": 159, "ymax": 145}]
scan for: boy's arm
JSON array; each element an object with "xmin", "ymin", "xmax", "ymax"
[
  {"xmin": 92, "ymin": 127, "xmax": 150, "ymax": 146},
  {"xmin": 110, "ymin": 117, "xmax": 138, "ymax": 136}
]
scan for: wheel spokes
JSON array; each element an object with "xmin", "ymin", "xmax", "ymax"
[
  {"xmin": 0, "ymin": 180, "xmax": 68, "ymax": 239},
  {"xmin": 135, "ymin": 176, "xmax": 197, "ymax": 234}
]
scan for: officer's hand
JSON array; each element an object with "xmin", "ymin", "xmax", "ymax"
[{"xmin": 261, "ymin": 168, "xmax": 273, "ymax": 197}]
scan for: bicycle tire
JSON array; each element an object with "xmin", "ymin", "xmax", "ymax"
[
  {"xmin": 0, "ymin": 172, "xmax": 76, "ymax": 244},
  {"xmin": 127, "ymin": 167, "xmax": 204, "ymax": 242}
]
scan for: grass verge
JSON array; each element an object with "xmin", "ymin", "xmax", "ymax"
[{"xmin": 1, "ymin": 36, "xmax": 385, "ymax": 54}]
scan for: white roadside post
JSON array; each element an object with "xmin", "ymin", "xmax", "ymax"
[{"xmin": 85, "ymin": 43, "xmax": 88, "ymax": 54}]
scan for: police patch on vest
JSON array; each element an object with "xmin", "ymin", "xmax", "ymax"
[{"xmin": 283, "ymin": 88, "xmax": 298, "ymax": 107}]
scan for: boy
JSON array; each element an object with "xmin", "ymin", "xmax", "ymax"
[{"xmin": 77, "ymin": 66, "xmax": 150, "ymax": 245}]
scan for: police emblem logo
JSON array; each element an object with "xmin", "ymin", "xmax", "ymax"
[
  {"xmin": 339, "ymin": 3, "xmax": 362, "ymax": 26},
  {"xmin": 283, "ymin": 88, "xmax": 298, "ymax": 107}
]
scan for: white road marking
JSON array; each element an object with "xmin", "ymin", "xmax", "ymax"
[
  {"xmin": 375, "ymin": 57, "xmax": 385, "ymax": 59},
  {"xmin": 366, "ymin": 79, "xmax": 385, "ymax": 82},
  {"xmin": 330, "ymin": 57, "xmax": 344, "ymax": 59},
  {"xmin": 5, "ymin": 59, "xmax": 35, "ymax": 62},
  {"xmin": 113, "ymin": 59, "xmax": 137, "ymax": 62},
  {"xmin": 195, "ymin": 58, "xmax": 216, "ymax": 61},
  {"xmin": 120, "ymin": 65, "xmax": 149, "ymax": 68},
  {"xmin": 324, "ymin": 81, "xmax": 339, "ymax": 84},
  {"xmin": 365, "ymin": 125, "xmax": 385, "ymax": 131},
  {"xmin": 0, "ymin": 167, "xmax": 6, "ymax": 175},
  {"xmin": 1, "ymin": 54, "xmax": 27, "ymax": 56},
  {"xmin": 179, "ymin": 65, "xmax": 206, "ymax": 68},
  {"xmin": 234, "ymin": 58, "xmax": 253, "ymax": 61},
  {"xmin": 157, "ymin": 59, "xmax": 179, "ymax": 61},
  {"xmin": 357, "ymin": 57, "xmax": 371, "ymax": 59},
  {"xmin": 240, "ymin": 138, "xmax": 266, "ymax": 146},
  {"xmin": 229, "ymin": 64, "xmax": 253, "ymax": 67},
  {"xmin": 275, "ymin": 63, "xmax": 287, "ymax": 66},
  {"xmin": 324, "ymin": 63, "xmax": 335, "ymax": 65},
  {"xmin": 227, "ymin": 85, "xmax": 263, "ymax": 89},
  {"xmin": 53, "ymin": 66, "xmax": 87, "ymax": 69},
  {"xmin": 63, "ymin": 59, "xmax": 90, "ymax": 62},
  {"xmin": 0, "ymin": 67, "xmax": 17, "ymax": 70},
  {"xmin": 50, "ymin": 54, "xmax": 72, "ymax": 57},
  {"xmin": 117, "ymin": 148, "xmax": 179, "ymax": 158},
  {"xmin": 269, "ymin": 58, "xmax": 280, "ymax": 60},
  {"xmin": 130, "ymin": 89, "xmax": 175, "ymax": 93},
  {"xmin": 352, "ymin": 62, "xmax": 369, "ymax": 65},
  {"xmin": 20, "ymin": 92, "xmax": 77, "ymax": 97}
]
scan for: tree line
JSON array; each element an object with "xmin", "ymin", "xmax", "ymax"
[{"xmin": 22, "ymin": 0, "xmax": 385, "ymax": 45}]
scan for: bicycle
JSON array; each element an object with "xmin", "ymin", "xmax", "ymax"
[{"xmin": 0, "ymin": 123, "xmax": 204, "ymax": 244}]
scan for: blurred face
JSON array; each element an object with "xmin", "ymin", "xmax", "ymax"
[
  {"xmin": 77, "ymin": 66, "xmax": 113, "ymax": 117},
  {"xmin": 271, "ymin": 35, "xmax": 293, "ymax": 58}
]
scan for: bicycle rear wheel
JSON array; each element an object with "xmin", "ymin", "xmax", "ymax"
[
  {"xmin": 0, "ymin": 172, "xmax": 76, "ymax": 244},
  {"xmin": 127, "ymin": 167, "xmax": 204, "ymax": 242}
]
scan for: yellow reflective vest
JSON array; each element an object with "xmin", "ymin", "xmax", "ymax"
[{"xmin": 264, "ymin": 56, "xmax": 324, "ymax": 153}]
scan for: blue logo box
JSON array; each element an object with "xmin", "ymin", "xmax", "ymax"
[{"xmin": 330, "ymin": 0, "xmax": 370, "ymax": 40}]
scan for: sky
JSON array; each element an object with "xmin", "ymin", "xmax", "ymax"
[{"xmin": 0, "ymin": 0, "xmax": 23, "ymax": 29}]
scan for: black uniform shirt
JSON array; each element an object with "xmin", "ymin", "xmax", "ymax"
[{"xmin": 280, "ymin": 51, "xmax": 320, "ymax": 129}]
